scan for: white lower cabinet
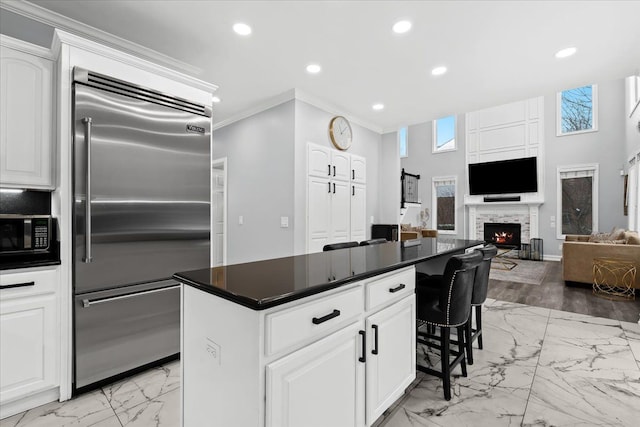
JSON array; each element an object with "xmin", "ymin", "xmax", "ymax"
[
  {"xmin": 365, "ymin": 295, "xmax": 416, "ymax": 424},
  {"xmin": 181, "ymin": 266, "xmax": 415, "ymax": 427},
  {"xmin": 266, "ymin": 322, "xmax": 365, "ymax": 427},
  {"xmin": 0, "ymin": 294, "xmax": 57, "ymax": 404}
]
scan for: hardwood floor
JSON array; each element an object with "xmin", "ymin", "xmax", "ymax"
[{"xmin": 487, "ymin": 260, "xmax": 640, "ymax": 323}]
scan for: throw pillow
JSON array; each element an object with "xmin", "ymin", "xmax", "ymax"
[
  {"xmin": 609, "ymin": 227, "xmax": 626, "ymax": 241},
  {"xmin": 588, "ymin": 232, "xmax": 610, "ymax": 242},
  {"xmin": 624, "ymin": 230, "xmax": 639, "ymax": 243},
  {"xmin": 627, "ymin": 234, "xmax": 640, "ymax": 245}
]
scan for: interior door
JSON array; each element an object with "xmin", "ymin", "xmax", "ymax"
[{"xmin": 212, "ymin": 159, "xmax": 226, "ymax": 266}]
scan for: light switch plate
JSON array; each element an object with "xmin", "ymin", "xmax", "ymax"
[
  {"xmin": 280, "ymin": 216, "xmax": 289, "ymax": 228},
  {"xmin": 238, "ymin": 215, "xmax": 243, "ymax": 225}
]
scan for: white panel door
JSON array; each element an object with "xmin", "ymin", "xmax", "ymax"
[
  {"xmin": 0, "ymin": 295, "xmax": 57, "ymax": 403},
  {"xmin": 212, "ymin": 166, "xmax": 225, "ymax": 266},
  {"xmin": 266, "ymin": 322, "xmax": 365, "ymax": 427},
  {"xmin": 331, "ymin": 151, "xmax": 351, "ymax": 182},
  {"xmin": 331, "ymin": 180, "xmax": 351, "ymax": 243},
  {"xmin": 308, "ymin": 176, "xmax": 331, "ymax": 253},
  {"xmin": 350, "ymin": 184, "xmax": 367, "ymax": 242},
  {"xmin": 365, "ymin": 295, "xmax": 416, "ymax": 425},
  {"xmin": 351, "ymin": 154, "xmax": 366, "ymax": 184},
  {"xmin": 308, "ymin": 143, "xmax": 331, "ymax": 178},
  {"xmin": 0, "ymin": 45, "xmax": 54, "ymax": 189}
]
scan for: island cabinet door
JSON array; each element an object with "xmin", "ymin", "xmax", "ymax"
[
  {"xmin": 365, "ymin": 295, "xmax": 416, "ymax": 425},
  {"xmin": 266, "ymin": 322, "xmax": 365, "ymax": 427}
]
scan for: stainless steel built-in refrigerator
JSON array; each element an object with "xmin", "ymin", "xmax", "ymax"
[{"xmin": 72, "ymin": 68, "xmax": 211, "ymax": 392}]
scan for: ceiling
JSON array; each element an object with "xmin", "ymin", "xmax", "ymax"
[{"xmin": 24, "ymin": 1, "xmax": 640, "ymax": 132}]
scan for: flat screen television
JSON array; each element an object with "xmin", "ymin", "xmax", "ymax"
[{"xmin": 468, "ymin": 157, "xmax": 538, "ymax": 195}]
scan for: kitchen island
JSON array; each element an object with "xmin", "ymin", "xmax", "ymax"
[{"xmin": 174, "ymin": 238, "xmax": 483, "ymax": 427}]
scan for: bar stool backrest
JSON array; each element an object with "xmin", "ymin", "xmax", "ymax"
[
  {"xmin": 323, "ymin": 241, "xmax": 359, "ymax": 251},
  {"xmin": 439, "ymin": 251, "xmax": 483, "ymax": 327},
  {"xmin": 471, "ymin": 244, "xmax": 498, "ymax": 305}
]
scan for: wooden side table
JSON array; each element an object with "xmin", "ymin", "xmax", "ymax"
[{"xmin": 592, "ymin": 257, "xmax": 636, "ymax": 301}]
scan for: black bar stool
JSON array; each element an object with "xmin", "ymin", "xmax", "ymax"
[
  {"xmin": 415, "ymin": 251, "xmax": 482, "ymax": 400},
  {"xmin": 322, "ymin": 241, "xmax": 359, "ymax": 251},
  {"xmin": 464, "ymin": 244, "xmax": 497, "ymax": 365},
  {"xmin": 359, "ymin": 238, "xmax": 388, "ymax": 246}
]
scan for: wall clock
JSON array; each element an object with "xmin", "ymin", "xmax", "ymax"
[{"xmin": 328, "ymin": 116, "xmax": 352, "ymax": 151}]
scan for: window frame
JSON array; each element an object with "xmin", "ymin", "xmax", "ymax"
[
  {"xmin": 398, "ymin": 126, "xmax": 408, "ymax": 158},
  {"xmin": 556, "ymin": 163, "xmax": 599, "ymax": 239},
  {"xmin": 432, "ymin": 115, "xmax": 457, "ymax": 154},
  {"xmin": 556, "ymin": 84, "xmax": 599, "ymax": 136},
  {"xmin": 432, "ymin": 175, "xmax": 457, "ymax": 235}
]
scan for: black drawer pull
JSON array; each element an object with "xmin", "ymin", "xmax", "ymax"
[
  {"xmin": 359, "ymin": 330, "xmax": 366, "ymax": 363},
  {"xmin": 1, "ymin": 281, "xmax": 35, "ymax": 290},
  {"xmin": 328, "ymin": 164, "xmax": 331, "ymax": 176},
  {"xmin": 389, "ymin": 284, "xmax": 406, "ymax": 293},
  {"xmin": 312, "ymin": 309, "xmax": 340, "ymax": 325},
  {"xmin": 333, "ymin": 165, "xmax": 336, "ymax": 176},
  {"xmin": 372, "ymin": 324, "xmax": 379, "ymax": 355}
]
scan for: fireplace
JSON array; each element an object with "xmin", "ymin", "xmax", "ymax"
[{"xmin": 484, "ymin": 222, "xmax": 521, "ymax": 248}]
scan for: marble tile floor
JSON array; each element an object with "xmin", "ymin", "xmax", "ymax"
[{"xmin": 3, "ymin": 299, "xmax": 640, "ymax": 427}]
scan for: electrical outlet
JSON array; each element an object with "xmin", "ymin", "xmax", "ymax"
[
  {"xmin": 280, "ymin": 216, "xmax": 289, "ymax": 228},
  {"xmin": 238, "ymin": 215, "xmax": 243, "ymax": 225}
]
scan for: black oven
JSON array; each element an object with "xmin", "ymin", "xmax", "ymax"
[{"xmin": 0, "ymin": 215, "xmax": 52, "ymax": 254}]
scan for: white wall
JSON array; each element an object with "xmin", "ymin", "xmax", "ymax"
[
  {"xmin": 378, "ymin": 132, "xmax": 401, "ymax": 225},
  {"xmin": 399, "ymin": 115, "xmax": 467, "ymax": 233},
  {"xmin": 213, "ymin": 100, "xmax": 295, "ymax": 264},
  {"xmin": 625, "ymin": 76, "xmax": 640, "ymax": 160}
]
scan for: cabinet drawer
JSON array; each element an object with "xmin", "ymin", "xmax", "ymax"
[
  {"xmin": 365, "ymin": 267, "xmax": 415, "ymax": 312},
  {"xmin": 265, "ymin": 285, "xmax": 363, "ymax": 356},
  {"xmin": 0, "ymin": 267, "xmax": 57, "ymax": 299}
]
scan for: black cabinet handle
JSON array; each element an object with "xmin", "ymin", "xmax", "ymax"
[
  {"xmin": 352, "ymin": 186, "xmax": 355, "ymax": 196},
  {"xmin": 389, "ymin": 284, "xmax": 406, "ymax": 293},
  {"xmin": 312, "ymin": 309, "xmax": 340, "ymax": 325},
  {"xmin": 372, "ymin": 324, "xmax": 379, "ymax": 355},
  {"xmin": 328, "ymin": 164, "xmax": 331, "ymax": 176},
  {"xmin": 359, "ymin": 330, "xmax": 366, "ymax": 363},
  {"xmin": 1, "ymin": 281, "xmax": 35, "ymax": 290},
  {"xmin": 333, "ymin": 183, "xmax": 336, "ymax": 193},
  {"xmin": 328, "ymin": 182, "xmax": 331, "ymax": 193},
  {"xmin": 333, "ymin": 165, "xmax": 336, "ymax": 176},
  {"xmin": 352, "ymin": 169, "xmax": 355, "ymax": 180}
]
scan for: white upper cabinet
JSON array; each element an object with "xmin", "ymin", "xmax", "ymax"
[
  {"xmin": 331, "ymin": 150, "xmax": 351, "ymax": 182},
  {"xmin": 351, "ymin": 154, "xmax": 366, "ymax": 184},
  {"xmin": 0, "ymin": 38, "xmax": 55, "ymax": 189},
  {"xmin": 308, "ymin": 144, "xmax": 331, "ymax": 178}
]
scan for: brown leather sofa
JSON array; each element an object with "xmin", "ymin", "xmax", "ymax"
[{"xmin": 562, "ymin": 234, "xmax": 640, "ymax": 288}]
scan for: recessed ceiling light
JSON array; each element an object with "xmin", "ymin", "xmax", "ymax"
[
  {"xmin": 233, "ymin": 23, "xmax": 252, "ymax": 36},
  {"xmin": 555, "ymin": 47, "xmax": 577, "ymax": 58},
  {"xmin": 372, "ymin": 103, "xmax": 385, "ymax": 111},
  {"xmin": 212, "ymin": 96, "xmax": 221, "ymax": 103},
  {"xmin": 431, "ymin": 66, "xmax": 447, "ymax": 76},
  {"xmin": 306, "ymin": 64, "xmax": 322, "ymax": 74},
  {"xmin": 392, "ymin": 20, "xmax": 412, "ymax": 34}
]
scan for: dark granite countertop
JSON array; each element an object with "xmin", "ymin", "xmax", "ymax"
[{"xmin": 174, "ymin": 238, "xmax": 483, "ymax": 310}]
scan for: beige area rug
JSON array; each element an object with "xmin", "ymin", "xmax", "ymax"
[{"xmin": 489, "ymin": 259, "xmax": 550, "ymax": 285}]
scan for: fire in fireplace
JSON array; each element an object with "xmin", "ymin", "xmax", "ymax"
[{"xmin": 483, "ymin": 223, "xmax": 521, "ymax": 247}]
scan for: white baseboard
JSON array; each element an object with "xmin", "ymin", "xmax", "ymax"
[
  {"xmin": 0, "ymin": 388, "xmax": 59, "ymax": 419},
  {"xmin": 544, "ymin": 255, "xmax": 562, "ymax": 262}
]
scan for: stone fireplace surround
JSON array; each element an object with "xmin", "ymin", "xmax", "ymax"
[{"xmin": 466, "ymin": 201, "xmax": 541, "ymax": 244}]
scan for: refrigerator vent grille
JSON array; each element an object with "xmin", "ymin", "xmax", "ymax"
[{"xmin": 74, "ymin": 67, "xmax": 211, "ymax": 118}]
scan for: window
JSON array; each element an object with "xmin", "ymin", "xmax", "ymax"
[
  {"xmin": 432, "ymin": 115, "xmax": 456, "ymax": 153},
  {"xmin": 557, "ymin": 84, "xmax": 598, "ymax": 136},
  {"xmin": 432, "ymin": 176, "xmax": 457, "ymax": 233},
  {"xmin": 398, "ymin": 127, "xmax": 408, "ymax": 158},
  {"xmin": 557, "ymin": 164, "xmax": 599, "ymax": 238}
]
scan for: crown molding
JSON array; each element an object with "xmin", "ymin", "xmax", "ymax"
[
  {"xmin": 214, "ymin": 88, "xmax": 384, "ymax": 134},
  {"xmin": 1, "ymin": 0, "xmax": 203, "ymax": 76},
  {"xmin": 0, "ymin": 33, "xmax": 54, "ymax": 59},
  {"xmin": 213, "ymin": 89, "xmax": 296, "ymax": 131},
  {"xmin": 52, "ymin": 29, "xmax": 217, "ymax": 97}
]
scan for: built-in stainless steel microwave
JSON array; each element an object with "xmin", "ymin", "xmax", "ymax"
[{"xmin": 0, "ymin": 214, "xmax": 51, "ymax": 254}]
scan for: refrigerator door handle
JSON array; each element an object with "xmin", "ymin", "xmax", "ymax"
[
  {"xmin": 82, "ymin": 117, "xmax": 93, "ymax": 263},
  {"xmin": 81, "ymin": 284, "xmax": 181, "ymax": 308}
]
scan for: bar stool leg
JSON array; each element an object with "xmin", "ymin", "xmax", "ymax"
[
  {"xmin": 441, "ymin": 326, "xmax": 451, "ymax": 401},
  {"xmin": 465, "ymin": 309, "xmax": 473, "ymax": 365},
  {"xmin": 476, "ymin": 306, "xmax": 483, "ymax": 350},
  {"xmin": 457, "ymin": 325, "xmax": 467, "ymax": 377}
]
